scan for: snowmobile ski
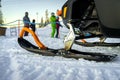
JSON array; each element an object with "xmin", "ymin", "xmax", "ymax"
[
  {"xmin": 18, "ymin": 38, "xmax": 117, "ymax": 62},
  {"xmin": 74, "ymin": 41, "xmax": 120, "ymax": 47}
]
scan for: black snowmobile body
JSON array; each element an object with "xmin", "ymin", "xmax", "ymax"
[
  {"xmin": 61, "ymin": 0, "xmax": 120, "ymax": 38},
  {"xmin": 61, "ymin": 0, "xmax": 120, "ymax": 49}
]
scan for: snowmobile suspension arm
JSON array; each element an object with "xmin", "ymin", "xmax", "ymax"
[
  {"xmin": 64, "ymin": 23, "xmax": 76, "ymax": 50},
  {"xmin": 19, "ymin": 27, "xmax": 47, "ymax": 49}
]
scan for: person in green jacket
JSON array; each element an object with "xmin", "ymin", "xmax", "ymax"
[{"xmin": 50, "ymin": 12, "xmax": 56, "ymax": 38}]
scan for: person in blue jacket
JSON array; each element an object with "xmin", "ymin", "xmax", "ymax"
[{"xmin": 23, "ymin": 12, "xmax": 30, "ymax": 36}]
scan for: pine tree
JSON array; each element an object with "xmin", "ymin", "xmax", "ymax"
[
  {"xmin": 45, "ymin": 9, "xmax": 49, "ymax": 25},
  {"xmin": 0, "ymin": 9, "xmax": 4, "ymax": 24},
  {"xmin": 0, "ymin": 0, "xmax": 4, "ymax": 24},
  {"xmin": 39, "ymin": 17, "xmax": 44, "ymax": 27}
]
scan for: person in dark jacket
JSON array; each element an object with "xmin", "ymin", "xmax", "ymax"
[
  {"xmin": 55, "ymin": 16, "xmax": 62, "ymax": 38},
  {"xmin": 30, "ymin": 19, "xmax": 36, "ymax": 32},
  {"xmin": 23, "ymin": 12, "xmax": 30, "ymax": 36}
]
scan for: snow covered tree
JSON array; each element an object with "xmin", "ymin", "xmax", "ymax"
[
  {"xmin": 0, "ymin": 9, "xmax": 4, "ymax": 24},
  {"xmin": 45, "ymin": 9, "xmax": 49, "ymax": 25},
  {"xmin": 0, "ymin": 0, "xmax": 4, "ymax": 24},
  {"xmin": 39, "ymin": 17, "xmax": 44, "ymax": 27}
]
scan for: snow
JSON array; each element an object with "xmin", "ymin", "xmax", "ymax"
[{"xmin": 0, "ymin": 24, "xmax": 120, "ymax": 80}]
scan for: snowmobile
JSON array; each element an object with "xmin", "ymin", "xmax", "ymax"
[
  {"xmin": 18, "ymin": 0, "xmax": 120, "ymax": 61},
  {"xmin": 61, "ymin": 0, "xmax": 120, "ymax": 48}
]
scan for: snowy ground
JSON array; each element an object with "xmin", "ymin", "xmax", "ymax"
[{"xmin": 0, "ymin": 25, "xmax": 120, "ymax": 80}]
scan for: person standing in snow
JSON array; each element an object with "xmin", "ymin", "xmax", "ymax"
[
  {"xmin": 30, "ymin": 19, "xmax": 36, "ymax": 32},
  {"xmin": 55, "ymin": 16, "xmax": 63, "ymax": 38},
  {"xmin": 23, "ymin": 12, "xmax": 30, "ymax": 36},
  {"xmin": 50, "ymin": 12, "xmax": 56, "ymax": 38}
]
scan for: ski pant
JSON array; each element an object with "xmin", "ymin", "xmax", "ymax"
[
  {"xmin": 51, "ymin": 25, "xmax": 56, "ymax": 38},
  {"xmin": 31, "ymin": 26, "xmax": 36, "ymax": 32},
  {"xmin": 24, "ymin": 26, "xmax": 29, "ymax": 36},
  {"xmin": 55, "ymin": 27, "xmax": 59, "ymax": 38}
]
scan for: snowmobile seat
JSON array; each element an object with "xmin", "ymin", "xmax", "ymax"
[{"xmin": 94, "ymin": 0, "xmax": 120, "ymax": 38}]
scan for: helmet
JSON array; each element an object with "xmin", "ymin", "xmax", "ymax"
[
  {"xmin": 56, "ymin": 10, "xmax": 62, "ymax": 16},
  {"xmin": 51, "ymin": 12, "xmax": 55, "ymax": 16}
]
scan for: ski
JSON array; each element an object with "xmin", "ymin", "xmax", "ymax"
[
  {"xmin": 75, "ymin": 41, "xmax": 120, "ymax": 47},
  {"xmin": 18, "ymin": 38, "xmax": 117, "ymax": 62}
]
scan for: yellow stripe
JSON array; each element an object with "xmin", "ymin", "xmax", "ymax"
[{"xmin": 63, "ymin": 7, "xmax": 67, "ymax": 18}]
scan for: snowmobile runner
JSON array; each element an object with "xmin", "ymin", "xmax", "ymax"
[{"xmin": 18, "ymin": 0, "xmax": 120, "ymax": 61}]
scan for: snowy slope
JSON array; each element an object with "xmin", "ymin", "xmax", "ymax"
[{"xmin": 0, "ymin": 25, "xmax": 120, "ymax": 80}]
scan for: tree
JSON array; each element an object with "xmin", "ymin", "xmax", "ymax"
[
  {"xmin": 0, "ymin": 9, "xmax": 4, "ymax": 24},
  {"xmin": 39, "ymin": 17, "xmax": 44, "ymax": 27},
  {"xmin": 45, "ymin": 9, "xmax": 49, "ymax": 25},
  {"xmin": 0, "ymin": 0, "xmax": 4, "ymax": 24}
]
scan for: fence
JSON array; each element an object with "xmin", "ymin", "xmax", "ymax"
[
  {"xmin": 0, "ymin": 27, "xmax": 6, "ymax": 36},
  {"xmin": 0, "ymin": 19, "xmax": 66, "ymax": 36}
]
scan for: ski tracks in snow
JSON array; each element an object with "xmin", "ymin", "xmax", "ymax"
[{"xmin": 1, "ymin": 51, "xmax": 120, "ymax": 80}]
